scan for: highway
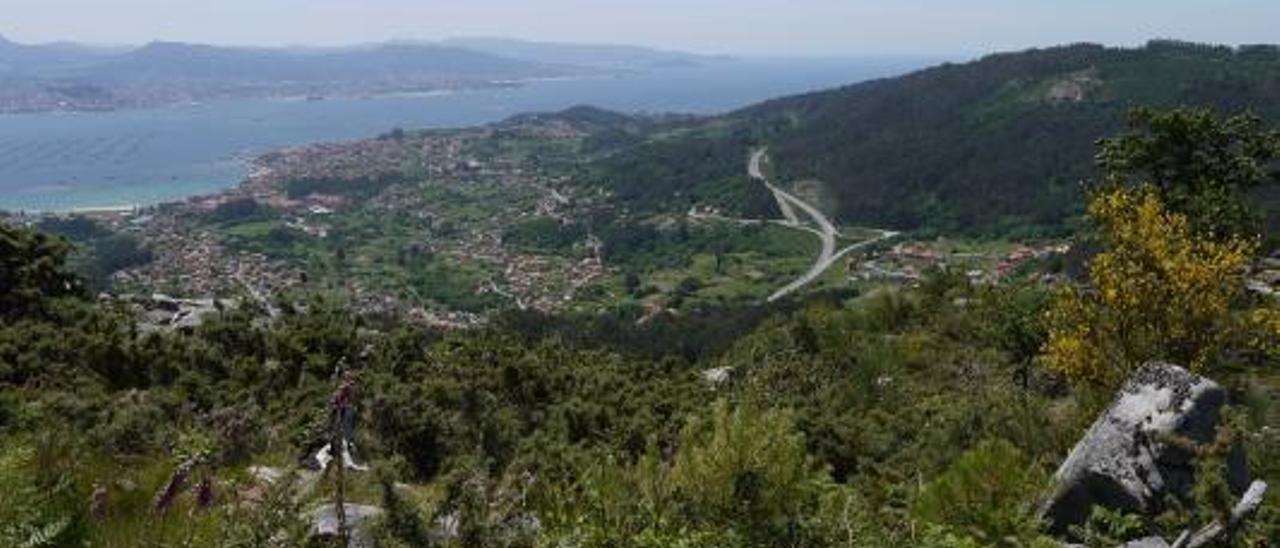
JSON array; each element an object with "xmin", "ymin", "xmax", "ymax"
[{"xmin": 748, "ymin": 148, "xmax": 897, "ymax": 302}]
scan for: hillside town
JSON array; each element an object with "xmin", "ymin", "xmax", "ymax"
[
  {"xmin": 70, "ymin": 116, "xmax": 616, "ymax": 327},
  {"xmin": 855, "ymin": 241, "xmax": 1073, "ymax": 285},
  {"xmin": 2, "ymin": 111, "xmax": 1095, "ymax": 330}
]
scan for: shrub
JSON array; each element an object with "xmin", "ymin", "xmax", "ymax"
[
  {"xmin": 1042, "ymin": 186, "xmax": 1254, "ymax": 387},
  {"xmin": 671, "ymin": 400, "xmax": 824, "ymax": 537},
  {"xmin": 912, "ymin": 439, "xmax": 1050, "ymax": 546},
  {"xmin": 0, "ymin": 438, "xmax": 88, "ymax": 548}
]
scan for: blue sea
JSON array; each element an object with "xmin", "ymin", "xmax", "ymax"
[{"xmin": 0, "ymin": 57, "xmax": 938, "ymax": 212}]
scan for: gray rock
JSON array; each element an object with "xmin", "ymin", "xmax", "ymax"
[
  {"xmin": 141, "ymin": 309, "xmax": 174, "ymax": 326},
  {"xmin": 310, "ymin": 503, "xmax": 382, "ymax": 548},
  {"xmin": 701, "ymin": 366, "xmax": 733, "ymax": 386},
  {"xmin": 1041, "ymin": 363, "xmax": 1249, "ymax": 535},
  {"xmin": 124, "ymin": 295, "xmax": 236, "ymax": 333},
  {"xmin": 1121, "ymin": 538, "xmax": 1171, "ymax": 548},
  {"xmin": 171, "ymin": 309, "xmax": 208, "ymax": 332},
  {"xmin": 150, "ymin": 293, "xmax": 180, "ymax": 311},
  {"xmin": 434, "ymin": 511, "xmax": 459, "ymax": 542},
  {"xmin": 248, "ymin": 465, "xmax": 284, "ymax": 484},
  {"xmin": 1254, "ymin": 269, "xmax": 1280, "ymax": 285}
]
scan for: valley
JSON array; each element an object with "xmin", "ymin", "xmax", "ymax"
[
  {"xmin": 15, "ymin": 108, "xmax": 1070, "ymax": 329},
  {"xmin": 27, "ymin": 41, "xmax": 1280, "ymax": 322},
  {"xmin": 3, "ymin": 36, "xmax": 1280, "ymax": 547},
  {"xmin": 746, "ymin": 148, "xmax": 899, "ymax": 301}
]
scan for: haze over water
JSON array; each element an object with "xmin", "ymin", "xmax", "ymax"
[{"xmin": 0, "ymin": 57, "xmax": 931, "ymax": 212}]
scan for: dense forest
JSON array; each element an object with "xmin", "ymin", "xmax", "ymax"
[
  {"xmin": 2, "ymin": 106, "xmax": 1280, "ymax": 546},
  {"xmin": 589, "ymin": 41, "xmax": 1280, "ymax": 236}
]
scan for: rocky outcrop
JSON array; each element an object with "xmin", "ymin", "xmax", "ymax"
[
  {"xmin": 1041, "ymin": 363, "xmax": 1251, "ymax": 535},
  {"xmin": 701, "ymin": 366, "xmax": 733, "ymax": 387},
  {"xmin": 103, "ymin": 293, "xmax": 237, "ymax": 333},
  {"xmin": 310, "ymin": 503, "xmax": 382, "ymax": 548},
  {"xmin": 1120, "ymin": 538, "xmax": 1173, "ymax": 548}
]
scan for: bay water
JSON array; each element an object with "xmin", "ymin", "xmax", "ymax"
[{"xmin": 0, "ymin": 56, "xmax": 938, "ymax": 212}]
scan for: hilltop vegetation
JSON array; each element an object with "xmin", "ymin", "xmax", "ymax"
[
  {"xmin": 7, "ymin": 36, "xmax": 1280, "ymax": 545},
  {"xmin": 591, "ymin": 40, "xmax": 1280, "ymax": 235},
  {"xmin": 2, "ymin": 220, "xmax": 1277, "ymax": 546},
  {"xmin": 2, "ymin": 106, "xmax": 1280, "ymax": 546}
]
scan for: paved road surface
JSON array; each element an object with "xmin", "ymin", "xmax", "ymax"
[{"xmin": 748, "ymin": 148, "xmax": 897, "ymax": 302}]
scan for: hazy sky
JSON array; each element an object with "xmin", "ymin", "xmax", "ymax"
[{"xmin": 1, "ymin": 0, "xmax": 1277, "ymax": 55}]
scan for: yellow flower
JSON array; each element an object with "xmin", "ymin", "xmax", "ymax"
[{"xmin": 1042, "ymin": 186, "xmax": 1255, "ymax": 386}]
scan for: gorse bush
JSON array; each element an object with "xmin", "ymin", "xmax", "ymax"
[
  {"xmin": 1043, "ymin": 106, "xmax": 1280, "ymax": 387},
  {"xmin": 1043, "ymin": 186, "xmax": 1255, "ymax": 386}
]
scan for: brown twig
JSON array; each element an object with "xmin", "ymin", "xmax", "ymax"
[{"xmin": 1172, "ymin": 480, "xmax": 1268, "ymax": 548}]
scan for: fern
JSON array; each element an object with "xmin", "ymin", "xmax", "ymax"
[
  {"xmin": 0, "ymin": 442, "xmax": 82, "ymax": 548},
  {"xmin": 19, "ymin": 518, "xmax": 70, "ymax": 548}
]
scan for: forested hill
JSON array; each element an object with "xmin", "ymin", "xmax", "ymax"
[{"xmin": 593, "ymin": 40, "xmax": 1280, "ymax": 235}]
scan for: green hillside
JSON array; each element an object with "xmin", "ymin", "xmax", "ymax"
[
  {"xmin": 593, "ymin": 40, "xmax": 1280, "ymax": 235},
  {"xmin": 5, "ymin": 42, "xmax": 1280, "ymax": 547}
]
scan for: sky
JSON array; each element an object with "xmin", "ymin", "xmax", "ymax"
[{"xmin": 0, "ymin": 0, "xmax": 1277, "ymax": 56}]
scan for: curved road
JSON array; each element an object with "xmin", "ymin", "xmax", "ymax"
[{"xmin": 749, "ymin": 148, "xmax": 897, "ymax": 302}]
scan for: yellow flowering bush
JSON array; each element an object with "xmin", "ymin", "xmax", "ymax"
[
  {"xmin": 1246, "ymin": 308, "xmax": 1280, "ymax": 357},
  {"xmin": 1042, "ymin": 186, "xmax": 1255, "ymax": 386}
]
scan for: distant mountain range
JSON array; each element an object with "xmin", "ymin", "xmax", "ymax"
[
  {"xmin": 440, "ymin": 37, "xmax": 725, "ymax": 70},
  {"xmin": 78, "ymin": 42, "xmax": 547, "ymax": 83},
  {"xmin": 0, "ymin": 35, "xmax": 722, "ymax": 113},
  {"xmin": 0, "ymin": 34, "xmax": 122, "ymax": 77},
  {"xmin": 584, "ymin": 40, "xmax": 1280, "ymax": 235}
]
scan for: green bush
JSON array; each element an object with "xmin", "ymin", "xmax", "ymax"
[
  {"xmin": 912, "ymin": 439, "xmax": 1051, "ymax": 546},
  {"xmin": 537, "ymin": 400, "xmax": 845, "ymax": 547},
  {"xmin": 0, "ymin": 438, "xmax": 88, "ymax": 548},
  {"xmin": 0, "ymin": 223, "xmax": 82, "ymax": 322},
  {"xmin": 670, "ymin": 400, "xmax": 825, "ymax": 538}
]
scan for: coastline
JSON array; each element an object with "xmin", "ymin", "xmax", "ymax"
[
  {"xmin": 66, "ymin": 204, "xmax": 142, "ymax": 214},
  {"xmin": 0, "ymin": 75, "xmax": 566, "ymax": 117},
  {"xmin": 0, "ymin": 58, "xmax": 920, "ymax": 216},
  {"xmin": 0, "ymin": 177, "xmax": 244, "ymax": 216}
]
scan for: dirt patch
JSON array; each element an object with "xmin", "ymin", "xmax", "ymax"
[
  {"xmin": 1044, "ymin": 69, "xmax": 1101, "ymax": 104},
  {"xmin": 790, "ymin": 179, "xmax": 837, "ymax": 219}
]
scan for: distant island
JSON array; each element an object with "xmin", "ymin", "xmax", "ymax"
[{"xmin": 0, "ymin": 36, "xmax": 722, "ymax": 113}]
